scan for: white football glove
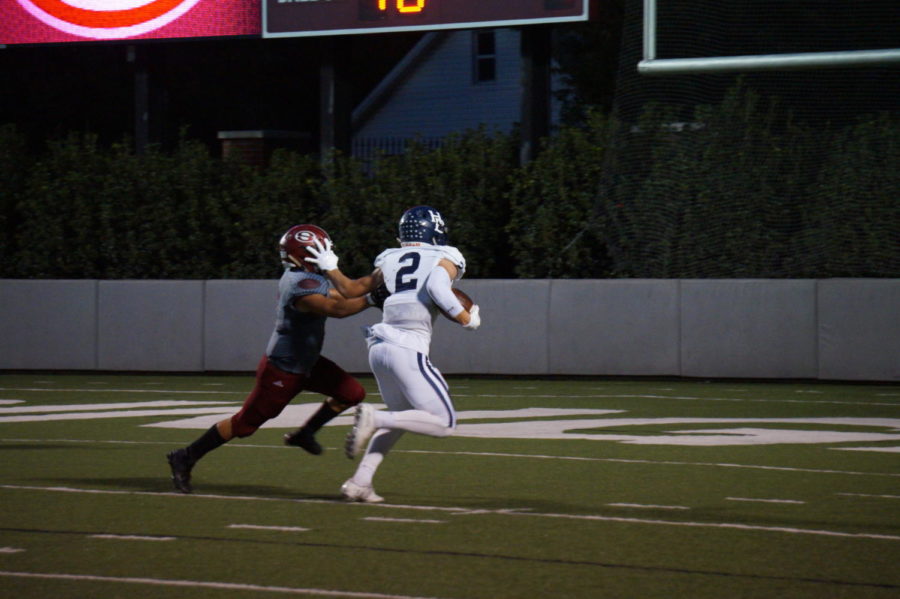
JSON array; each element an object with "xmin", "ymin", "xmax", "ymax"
[
  {"xmin": 462, "ymin": 304, "xmax": 481, "ymax": 331},
  {"xmin": 304, "ymin": 237, "xmax": 339, "ymax": 272}
]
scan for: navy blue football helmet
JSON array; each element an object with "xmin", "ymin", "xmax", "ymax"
[{"xmin": 398, "ymin": 206, "xmax": 449, "ymax": 245}]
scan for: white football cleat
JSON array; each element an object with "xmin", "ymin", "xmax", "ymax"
[
  {"xmin": 341, "ymin": 479, "xmax": 384, "ymax": 503},
  {"xmin": 345, "ymin": 403, "xmax": 376, "ymax": 459}
]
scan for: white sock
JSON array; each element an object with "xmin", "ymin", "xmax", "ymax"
[{"xmin": 353, "ymin": 429, "xmax": 403, "ymax": 486}]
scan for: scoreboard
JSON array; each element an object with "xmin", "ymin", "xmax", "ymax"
[
  {"xmin": 265, "ymin": 0, "xmax": 591, "ymax": 38},
  {"xmin": 0, "ymin": 1, "xmax": 590, "ymax": 44}
]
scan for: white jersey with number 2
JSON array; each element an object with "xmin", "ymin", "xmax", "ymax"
[{"xmin": 367, "ymin": 244, "xmax": 466, "ymax": 355}]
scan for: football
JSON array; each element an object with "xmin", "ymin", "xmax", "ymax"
[{"xmin": 440, "ymin": 287, "xmax": 474, "ymax": 320}]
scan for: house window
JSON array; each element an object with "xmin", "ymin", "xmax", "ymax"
[{"xmin": 473, "ymin": 30, "xmax": 496, "ymax": 83}]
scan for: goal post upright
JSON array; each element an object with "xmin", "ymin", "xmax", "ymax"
[{"xmin": 638, "ymin": 0, "xmax": 900, "ymax": 75}]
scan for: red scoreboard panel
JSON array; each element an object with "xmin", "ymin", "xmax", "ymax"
[
  {"xmin": 265, "ymin": 0, "xmax": 590, "ymax": 38},
  {"xmin": 0, "ymin": 0, "xmax": 260, "ymax": 44}
]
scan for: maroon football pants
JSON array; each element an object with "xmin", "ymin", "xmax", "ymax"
[{"xmin": 230, "ymin": 355, "xmax": 365, "ymax": 438}]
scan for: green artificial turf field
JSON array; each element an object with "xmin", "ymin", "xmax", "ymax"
[{"xmin": 0, "ymin": 373, "xmax": 898, "ymax": 598}]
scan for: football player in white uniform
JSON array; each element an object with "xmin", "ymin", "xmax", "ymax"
[{"xmin": 306, "ymin": 205, "xmax": 481, "ymax": 502}]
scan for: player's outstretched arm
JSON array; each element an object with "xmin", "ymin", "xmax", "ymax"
[
  {"xmin": 293, "ymin": 290, "xmax": 369, "ymax": 318},
  {"xmin": 305, "ymin": 238, "xmax": 382, "ymax": 298}
]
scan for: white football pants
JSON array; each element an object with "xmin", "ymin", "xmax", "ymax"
[{"xmin": 351, "ymin": 339, "xmax": 456, "ymax": 487}]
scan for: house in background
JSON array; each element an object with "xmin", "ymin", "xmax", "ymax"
[{"xmin": 351, "ymin": 28, "xmax": 564, "ymax": 162}]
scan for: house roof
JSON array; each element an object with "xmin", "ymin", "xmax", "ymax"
[{"xmin": 352, "ymin": 32, "xmax": 449, "ymax": 132}]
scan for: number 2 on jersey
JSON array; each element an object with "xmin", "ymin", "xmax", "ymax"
[{"xmin": 394, "ymin": 252, "xmax": 420, "ymax": 292}]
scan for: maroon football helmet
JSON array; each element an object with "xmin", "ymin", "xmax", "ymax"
[{"xmin": 279, "ymin": 224, "xmax": 331, "ymax": 272}]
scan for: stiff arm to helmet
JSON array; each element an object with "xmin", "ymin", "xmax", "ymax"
[
  {"xmin": 305, "ymin": 205, "xmax": 450, "ymax": 273},
  {"xmin": 304, "ymin": 237, "xmax": 339, "ymax": 271},
  {"xmin": 305, "ymin": 239, "xmax": 384, "ymax": 300},
  {"xmin": 280, "ymin": 224, "xmax": 332, "ymax": 272}
]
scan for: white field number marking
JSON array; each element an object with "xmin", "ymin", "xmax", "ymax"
[{"xmin": 1, "ymin": 399, "xmax": 898, "ymax": 449}]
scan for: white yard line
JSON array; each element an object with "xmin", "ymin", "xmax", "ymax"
[
  {"xmin": 726, "ymin": 497, "xmax": 805, "ymax": 504},
  {"xmin": 838, "ymin": 493, "xmax": 900, "ymax": 500},
  {"xmin": 463, "ymin": 393, "xmax": 900, "ymax": 407},
  {"xmin": 606, "ymin": 503, "xmax": 691, "ymax": 510},
  {"xmin": 363, "ymin": 517, "xmax": 445, "ymax": 524},
  {"xmin": 0, "ymin": 387, "xmax": 247, "ymax": 395},
  {"xmin": 1, "ymin": 484, "xmax": 896, "ymax": 542},
  {"xmin": 0, "ymin": 400, "xmax": 236, "ymax": 414},
  {"xmin": 1, "ymin": 438, "xmax": 178, "ymax": 446},
  {"xmin": 1, "ymin": 386, "xmax": 897, "ymax": 406},
  {"xmin": 0, "ymin": 407, "xmax": 238, "ymax": 423},
  {"xmin": 401, "ymin": 449, "xmax": 900, "ymax": 478},
  {"xmin": 0, "ymin": 571, "xmax": 448, "ymax": 599},
  {"xmin": 91, "ymin": 534, "xmax": 175, "ymax": 542},
  {"xmin": 228, "ymin": 524, "xmax": 311, "ymax": 532},
  {"xmin": 833, "ymin": 446, "xmax": 900, "ymax": 453},
  {"xmin": 506, "ymin": 512, "xmax": 900, "ymax": 542},
  {"xmin": 2, "ymin": 437, "xmax": 899, "ymax": 478}
]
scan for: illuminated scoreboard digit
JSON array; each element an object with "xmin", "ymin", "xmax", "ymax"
[
  {"xmin": 264, "ymin": 0, "xmax": 591, "ymax": 38},
  {"xmin": 359, "ymin": 1, "xmax": 426, "ymax": 21}
]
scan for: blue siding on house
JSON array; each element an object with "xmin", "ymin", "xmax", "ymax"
[{"xmin": 354, "ymin": 29, "xmax": 524, "ymax": 141}]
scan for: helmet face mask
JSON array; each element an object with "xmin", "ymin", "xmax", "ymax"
[
  {"xmin": 279, "ymin": 224, "xmax": 331, "ymax": 272},
  {"xmin": 398, "ymin": 205, "xmax": 448, "ymax": 246}
]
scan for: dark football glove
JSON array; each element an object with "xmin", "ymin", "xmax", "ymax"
[{"xmin": 365, "ymin": 283, "xmax": 391, "ymax": 310}]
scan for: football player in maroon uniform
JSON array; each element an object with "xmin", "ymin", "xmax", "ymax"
[{"xmin": 166, "ymin": 224, "xmax": 386, "ymax": 494}]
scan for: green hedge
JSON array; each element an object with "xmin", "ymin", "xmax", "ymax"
[
  {"xmin": 506, "ymin": 110, "xmax": 611, "ymax": 278},
  {"xmin": 597, "ymin": 85, "xmax": 899, "ymax": 278},
  {"xmin": 1, "ymin": 88, "xmax": 897, "ymax": 279}
]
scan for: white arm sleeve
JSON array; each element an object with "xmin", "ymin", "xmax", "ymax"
[{"xmin": 426, "ymin": 266, "xmax": 465, "ymax": 318}]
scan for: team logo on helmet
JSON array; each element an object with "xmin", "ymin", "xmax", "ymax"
[
  {"xmin": 16, "ymin": 0, "xmax": 202, "ymax": 40},
  {"xmin": 427, "ymin": 209, "xmax": 445, "ymax": 234},
  {"xmin": 293, "ymin": 230, "xmax": 318, "ymax": 244},
  {"xmin": 399, "ymin": 205, "xmax": 449, "ymax": 245}
]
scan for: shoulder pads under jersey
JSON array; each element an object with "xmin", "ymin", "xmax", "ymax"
[
  {"xmin": 374, "ymin": 247, "xmax": 404, "ymax": 269},
  {"xmin": 285, "ymin": 269, "xmax": 330, "ymax": 297}
]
